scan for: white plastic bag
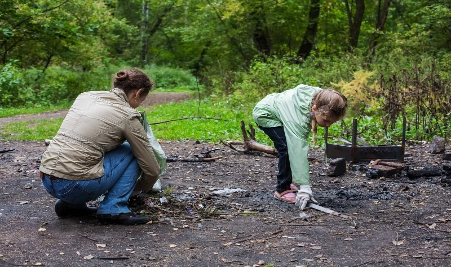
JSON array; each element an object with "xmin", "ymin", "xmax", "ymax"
[{"xmin": 140, "ymin": 111, "xmax": 167, "ymax": 191}]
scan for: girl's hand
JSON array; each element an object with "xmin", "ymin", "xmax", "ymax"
[{"xmin": 295, "ymin": 185, "xmax": 318, "ymax": 210}]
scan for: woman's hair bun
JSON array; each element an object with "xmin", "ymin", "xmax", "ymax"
[{"xmin": 114, "ymin": 70, "xmax": 129, "ymax": 81}]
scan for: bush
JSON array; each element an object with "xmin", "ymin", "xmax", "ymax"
[
  {"xmin": 224, "ymin": 56, "xmax": 306, "ymax": 106},
  {"xmin": 145, "ymin": 66, "xmax": 198, "ymax": 91},
  {"xmin": 0, "ymin": 61, "xmax": 26, "ymax": 107}
]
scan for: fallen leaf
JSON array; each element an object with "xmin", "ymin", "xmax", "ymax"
[
  {"xmin": 392, "ymin": 240, "xmax": 404, "ymax": 246},
  {"xmin": 38, "ymin": 227, "xmax": 46, "ymax": 232},
  {"xmin": 169, "ymin": 244, "xmax": 177, "ymax": 248},
  {"xmin": 222, "ymin": 242, "xmax": 233, "ymax": 247},
  {"xmin": 18, "ymin": 201, "xmax": 29, "ymax": 205},
  {"xmin": 426, "ymin": 223, "xmax": 437, "ymax": 229}
]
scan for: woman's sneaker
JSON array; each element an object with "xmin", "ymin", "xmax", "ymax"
[{"xmin": 97, "ymin": 212, "xmax": 150, "ymax": 225}]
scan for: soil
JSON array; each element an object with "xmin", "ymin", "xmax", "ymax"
[{"xmin": 1, "ymin": 92, "xmax": 451, "ymax": 266}]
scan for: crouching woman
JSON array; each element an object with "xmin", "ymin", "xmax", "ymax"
[{"xmin": 39, "ymin": 69, "xmax": 160, "ymax": 225}]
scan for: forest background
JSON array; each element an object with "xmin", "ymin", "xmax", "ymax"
[{"xmin": 0, "ymin": 0, "xmax": 450, "ymax": 145}]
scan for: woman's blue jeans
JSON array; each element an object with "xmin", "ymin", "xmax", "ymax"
[
  {"xmin": 41, "ymin": 143, "xmax": 140, "ymax": 215},
  {"xmin": 259, "ymin": 126, "xmax": 292, "ymax": 193}
]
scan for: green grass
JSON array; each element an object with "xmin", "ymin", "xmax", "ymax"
[
  {"xmin": 0, "ymin": 103, "xmax": 71, "ymax": 118},
  {"xmin": 142, "ymin": 99, "xmax": 271, "ymax": 144},
  {"xmin": 0, "ymin": 96, "xmax": 417, "ymax": 146},
  {"xmin": 1, "ymin": 118, "xmax": 63, "ymax": 141},
  {"xmin": 0, "ymin": 97, "xmax": 272, "ymax": 144}
]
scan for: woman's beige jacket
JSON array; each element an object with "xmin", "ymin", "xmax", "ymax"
[{"xmin": 39, "ymin": 88, "xmax": 160, "ymax": 191}]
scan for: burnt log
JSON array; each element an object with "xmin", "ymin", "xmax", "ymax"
[
  {"xmin": 407, "ymin": 166, "xmax": 443, "ymax": 179},
  {"xmin": 222, "ymin": 121, "xmax": 277, "ymax": 156},
  {"xmin": 366, "ymin": 160, "xmax": 405, "ymax": 179}
]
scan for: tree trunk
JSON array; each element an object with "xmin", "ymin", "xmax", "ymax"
[
  {"xmin": 250, "ymin": 2, "xmax": 271, "ymax": 56},
  {"xmin": 35, "ymin": 54, "xmax": 53, "ymax": 81},
  {"xmin": 345, "ymin": 0, "xmax": 365, "ymax": 51},
  {"xmin": 141, "ymin": 0, "xmax": 149, "ymax": 65},
  {"xmin": 141, "ymin": 2, "xmax": 173, "ymax": 66},
  {"xmin": 192, "ymin": 41, "xmax": 212, "ymax": 77},
  {"xmin": 368, "ymin": 0, "xmax": 391, "ymax": 56},
  {"xmin": 297, "ymin": 0, "xmax": 320, "ymax": 60}
]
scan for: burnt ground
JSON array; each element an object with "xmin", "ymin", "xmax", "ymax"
[{"xmin": 1, "ymin": 93, "xmax": 451, "ymax": 266}]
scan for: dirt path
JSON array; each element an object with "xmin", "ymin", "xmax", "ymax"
[{"xmin": 0, "ymin": 92, "xmax": 193, "ymax": 127}]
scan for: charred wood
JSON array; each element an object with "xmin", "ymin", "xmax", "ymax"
[{"xmin": 222, "ymin": 121, "xmax": 277, "ymax": 156}]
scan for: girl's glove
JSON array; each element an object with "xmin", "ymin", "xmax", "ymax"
[{"xmin": 295, "ymin": 185, "xmax": 318, "ymax": 210}]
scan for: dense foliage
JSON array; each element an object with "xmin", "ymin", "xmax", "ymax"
[{"xmin": 1, "ymin": 0, "xmax": 450, "ymax": 141}]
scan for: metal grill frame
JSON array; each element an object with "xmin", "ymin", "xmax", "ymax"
[{"xmin": 325, "ymin": 118, "xmax": 406, "ymax": 162}]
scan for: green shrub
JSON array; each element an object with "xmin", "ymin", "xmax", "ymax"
[
  {"xmin": 145, "ymin": 66, "xmax": 198, "ymax": 91},
  {"xmin": 0, "ymin": 61, "xmax": 25, "ymax": 107},
  {"xmin": 224, "ymin": 57, "xmax": 305, "ymax": 106}
]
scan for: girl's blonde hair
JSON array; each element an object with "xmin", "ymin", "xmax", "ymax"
[{"xmin": 311, "ymin": 89, "xmax": 348, "ymax": 143}]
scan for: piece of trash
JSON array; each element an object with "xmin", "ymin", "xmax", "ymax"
[
  {"xmin": 38, "ymin": 227, "xmax": 46, "ymax": 232},
  {"xmin": 83, "ymin": 255, "xmax": 95, "ymax": 260},
  {"xmin": 23, "ymin": 183, "xmax": 32, "ymax": 189},
  {"xmin": 18, "ymin": 201, "xmax": 29, "ymax": 205},
  {"xmin": 160, "ymin": 197, "xmax": 168, "ymax": 203},
  {"xmin": 299, "ymin": 212, "xmax": 310, "ymax": 219},
  {"xmin": 96, "ymin": 244, "xmax": 107, "ymax": 248},
  {"xmin": 392, "ymin": 240, "xmax": 404, "ymax": 246},
  {"xmin": 211, "ymin": 188, "xmax": 246, "ymax": 195},
  {"xmin": 169, "ymin": 244, "xmax": 177, "ymax": 248}
]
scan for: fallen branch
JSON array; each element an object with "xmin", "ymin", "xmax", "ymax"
[
  {"xmin": 166, "ymin": 156, "xmax": 222, "ymax": 162},
  {"xmin": 222, "ymin": 120, "xmax": 277, "ymax": 156},
  {"xmin": 98, "ymin": 257, "xmax": 130, "ymax": 260},
  {"xmin": 78, "ymin": 233, "xmax": 98, "ymax": 242}
]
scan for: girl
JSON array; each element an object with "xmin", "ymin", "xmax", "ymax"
[{"xmin": 252, "ymin": 84, "xmax": 347, "ymax": 209}]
